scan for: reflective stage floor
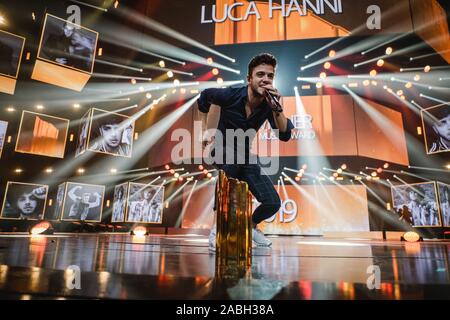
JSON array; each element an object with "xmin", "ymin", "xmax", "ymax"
[{"xmin": 0, "ymin": 233, "xmax": 449, "ymax": 300}]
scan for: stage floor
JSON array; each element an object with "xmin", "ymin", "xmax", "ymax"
[{"xmin": 0, "ymin": 233, "xmax": 449, "ymax": 300}]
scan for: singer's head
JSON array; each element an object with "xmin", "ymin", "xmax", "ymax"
[{"xmin": 247, "ymin": 53, "xmax": 277, "ymax": 98}]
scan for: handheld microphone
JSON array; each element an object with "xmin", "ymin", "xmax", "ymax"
[{"xmin": 265, "ymin": 90, "xmax": 283, "ymax": 113}]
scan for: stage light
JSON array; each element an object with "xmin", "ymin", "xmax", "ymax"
[
  {"xmin": 167, "ymin": 71, "xmax": 174, "ymax": 78},
  {"xmin": 110, "ymin": 168, "xmax": 117, "ymax": 174},
  {"xmin": 295, "ymin": 176, "xmax": 301, "ymax": 182},
  {"xmin": 401, "ymin": 95, "xmax": 406, "ymax": 100},
  {"xmin": 212, "ymin": 68, "xmax": 219, "ymax": 75},
  {"xmin": 207, "ymin": 173, "xmax": 212, "ymax": 178},
  {"xmin": 32, "ymin": 12, "xmax": 36, "ymax": 21},
  {"xmin": 376, "ymin": 168, "xmax": 383, "ymax": 174},
  {"xmin": 377, "ymin": 59, "xmax": 384, "ymax": 67},
  {"xmin": 366, "ymin": 176, "xmax": 372, "ymax": 181},
  {"xmin": 424, "ymin": 65, "xmax": 431, "ymax": 73},
  {"xmin": 383, "ymin": 163, "xmax": 389, "ymax": 169},
  {"xmin": 114, "ymin": 1, "xmax": 119, "ymax": 9},
  {"xmin": 198, "ymin": 165, "xmax": 204, "ymax": 171},
  {"xmin": 324, "ymin": 62, "xmax": 331, "ymax": 69},
  {"xmin": 0, "ymin": 15, "xmax": 5, "ymax": 25},
  {"xmin": 348, "ymin": 82, "xmax": 358, "ymax": 88},
  {"xmin": 174, "ymin": 173, "xmax": 180, "ymax": 178},
  {"xmin": 15, "ymin": 168, "xmax": 23, "ymax": 173},
  {"xmin": 77, "ymin": 168, "xmax": 85, "ymax": 174},
  {"xmin": 203, "ymin": 169, "xmax": 209, "ymax": 175},
  {"xmin": 131, "ymin": 226, "xmax": 147, "ymax": 236},
  {"xmin": 301, "ymin": 85, "xmax": 311, "ymax": 90},
  {"xmin": 6, "ymin": 107, "xmax": 15, "ymax": 112},
  {"xmin": 159, "ymin": 60, "xmax": 165, "ymax": 68},
  {"xmin": 178, "ymin": 177, "xmax": 184, "ymax": 182},
  {"xmin": 370, "ymin": 70, "xmax": 377, "ymax": 77},
  {"xmin": 371, "ymin": 172, "xmax": 377, "ymax": 177},
  {"xmin": 206, "ymin": 57, "xmax": 214, "ymax": 65},
  {"xmin": 73, "ymin": 103, "xmax": 80, "ymax": 109},
  {"xmin": 371, "ymin": 80, "xmax": 377, "ymax": 86},
  {"xmin": 30, "ymin": 221, "xmax": 53, "ymax": 235},
  {"xmin": 146, "ymin": 93, "xmax": 152, "ymax": 99},
  {"xmin": 36, "ymin": 105, "xmax": 44, "ymax": 110},
  {"xmin": 405, "ymin": 82, "xmax": 412, "ymax": 89},
  {"xmin": 316, "ymin": 82, "xmax": 323, "ymax": 89},
  {"xmin": 217, "ymin": 78, "xmax": 224, "ymax": 85},
  {"xmin": 131, "ymin": 79, "xmax": 137, "ymax": 85},
  {"xmin": 174, "ymin": 79, "xmax": 180, "ymax": 86},
  {"xmin": 396, "ymin": 90, "xmax": 403, "ymax": 96},
  {"xmin": 385, "ymin": 47, "xmax": 393, "ymax": 55},
  {"xmin": 302, "ymin": 164, "xmax": 307, "ymax": 170},
  {"xmin": 363, "ymin": 80, "xmax": 370, "ymax": 86},
  {"xmin": 164, "ymin": 164, "xmax": 171, "ymax": 170},
  {"xmin": 45, "ymin": 168, "xmax": 53, "ymax": 173},
  {"xmin": 169, "ymin": 169, "xmax": 175, "ymax": 174},
  {"xmin": 401, "ymin": 231, "xmax": 422, "ymax": 242},
  {"xmin": 329, "ymin": 50, "xmax": 336, "ymax": 58},
  {"xmin": 319, "ymin": 72, "xmax": 327, "ymax": 79},
  {"xmin": 337, "ymin": 168, "xmax": 343, "ymax": 174},
  {"xmin": 333, "ymin": 172, "xmax": 339, "ymax": 178},
  {"xmin": 180, "ymin": 88, "xmax": 186, "ymax": 94},
  {"xmin": 414, "ymin": 74, "xmax": 421, "ymax": 81}
]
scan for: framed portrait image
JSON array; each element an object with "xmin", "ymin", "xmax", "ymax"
[
  {"xmin": 0, "ymin": 29, "xmax": 25, "ymax": 79},
  {"xmin": 0, "ymin": 120, "xmax": 7, "ymax": 159},
  {"xmin": 112, "ymin": 183, "xmax": 128, "ymax": 222},
  {"xmin": 87, "ymin": 108, "xmax": 135, "ymax": 158},
  {"xmin": 37, "ymin": 14, "xmax": 98, "ymax": 74},
  {"xmin": 437, "ymin": 182, "xmax": 450, "ymax": 227},
  {"xmin": 1, "ymin": 182, "xmax": 48, "ymax": 220},
  {"xmin": 60, "ymin": 182, "xmax": 105, "ymax": 222},
  {"xmin": 75, "ymin": 109, "xmax": 92, "ymax": 157},
  {"xmin": 15, "ymin": 111, "xmax": 69, "ymax": 158},
  {"xmin": 421, "ymin": 105, "xmax": 449, "ymax": 155},
  {"xmin": 391, "ymin": 182, "xmax": 441, "ymax": 227},
  {"xmin": 48, "ymin": 182, "xmax": 67, "ymax": 221},
  {"xmin": 126, "ymin": 182, "xmax": 164, "ymax": 224}
]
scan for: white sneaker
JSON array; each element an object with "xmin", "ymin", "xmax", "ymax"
[
  {"xmin": 208, "ymin": 224, "xmax": 216, "ymax": 253},
  {"xmin": 252, "ymin": 227, "xmax": 272, "ymax": 247}
]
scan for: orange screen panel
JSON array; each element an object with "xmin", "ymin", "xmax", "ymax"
[
  {"xmin": 260, "ymin": 184, "xmax": 370, "ymax": 235},
  {"xmin": 354, "ymin": 99, "xmax": 409, "ymax": 166}
]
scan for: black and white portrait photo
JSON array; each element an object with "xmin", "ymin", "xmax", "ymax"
[
  {"xmin": 49, "ymin": 183, "xmax": 66, "ymax": 221},
  {"xmin": 437, "ymin": 182, "xmax": 450, "ymax": 227},
  {"xmin": 88, "ymin": 109, "xmax": 134, "ymax": 157},
  {"xmin": 0, "ymin": 120, "xmax": 7, "ymax": 159},
  {"xmin": 112, "ymin": 183, "xmax": 128, "ymax": 222},
  {"xmin": 392, "ymin": 182, "xmax": 441, "ymax": 227},
  {"xmin": 75, "ymin": 110, "xmax": 91, "ymax": 157},
  {"xmin": 422, "ymin": 105, "xmax": 449, "ymax": 154},
  {"xmin": 61, "ymin": 183, "xmax": 104, "ymax": 222},
  {"xmin": 38, "ymin": 14, "xmax": 98, "ymax": 73},
  {"xmin": 126, "ymin": 183, "xmax": 164, "ymax": 224},
  {"xmin": 0, "ymin": 30, "xmax": 25, "ymax": 78},
  {"xmin": 1, "ymin": 182, "xmax": 48, "ymax": 220}
]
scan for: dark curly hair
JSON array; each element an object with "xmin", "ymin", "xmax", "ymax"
[{"xmin": 247, "ymin": 53, "xmax": 277, "ymax": 78}]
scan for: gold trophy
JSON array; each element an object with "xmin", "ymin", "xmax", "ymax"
[{"xmin": 215, "ymin": 170, "xmax": 252, "ymax": 270}]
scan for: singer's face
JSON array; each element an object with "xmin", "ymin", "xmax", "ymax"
[{"xmin": 248, "ymin": 64, "xmax": 275, "ymax": 97}]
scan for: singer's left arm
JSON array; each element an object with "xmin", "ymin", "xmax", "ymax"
[{"xmin": 272, "ymin": 109, "xmax": 288, "ymax": 133}]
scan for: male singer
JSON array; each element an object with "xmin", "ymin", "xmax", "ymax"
[{"xmin": 197, "ymin": 53, "xmax": 294, "ymax": 250}]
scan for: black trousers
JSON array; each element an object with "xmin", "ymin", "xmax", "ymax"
[{"xmin": 214, "ymin": 164, "xmax": 281, "ymax": 225}]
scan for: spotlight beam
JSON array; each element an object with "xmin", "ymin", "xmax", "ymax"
[
  {"xmin": 70, "ymin": 0, "xmax": 108, "ymax": 12},
  {"xmin": 116, "ymin": 7, "xmax": 236, "ymax": 63}
]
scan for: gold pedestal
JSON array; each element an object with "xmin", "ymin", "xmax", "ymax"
[{"xmin": 215, "ymin": 170, "xmax": 252, "ymax": 270}]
